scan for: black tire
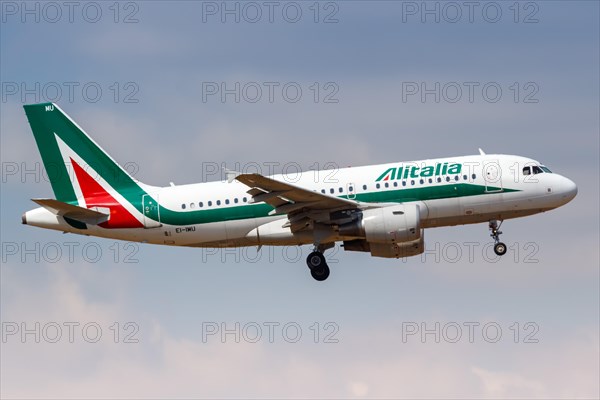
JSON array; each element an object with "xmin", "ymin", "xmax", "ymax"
[
  {"xmin": 310, "ymin": 265, "xmax": 330, "ymax": 281},
  {"xmin": 307, "ymin": 251, "xmax": 325, "ymax": 270},
  {"xmin": 494, "ymin": 242, "xmax": 507, "ymax": 256}
]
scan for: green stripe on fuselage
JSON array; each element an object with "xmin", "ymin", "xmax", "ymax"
[{"xmin": 154, "ymin": 183, "xmax": 518, "ymax": 226}]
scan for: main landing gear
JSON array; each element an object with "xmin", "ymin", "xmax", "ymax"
[
  {"xmin": 489, "ymin": 220, "xmax": 507, "ymax": 256},
  {"xmin": 306, "ymin": 244, "xmax": 333, "ymax": 281}
]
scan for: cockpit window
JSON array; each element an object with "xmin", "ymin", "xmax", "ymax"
[
  {"xmin": 532, "ymin": 166, "xmax": 544, "ymax": 174},
  {"xmin": 524, "ymin": 165, "xmax": 552, "ymax": 175}
]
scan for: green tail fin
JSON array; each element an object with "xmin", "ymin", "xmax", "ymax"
[{"xmin": 23, "ymin": 103, "xmax": 142, "ymax": 203}]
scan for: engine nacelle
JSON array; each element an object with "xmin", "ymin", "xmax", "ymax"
[
  {"xmin": 369, "ymin": 236, "xmax": 425, "ymax": 258},
  {"xmin": 338, "ymin": 204, "xmax": 421, "ymax": 244},
  {"xmin": 343, "ymin": 234, "xmax": 425, "ymax": 259}
]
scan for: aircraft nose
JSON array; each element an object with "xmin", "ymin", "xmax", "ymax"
[{"xmin": 560, "ymin": 176, "xmax": 577, "ymax": 203}]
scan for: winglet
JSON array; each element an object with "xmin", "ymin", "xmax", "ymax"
[{"xmin": 478, "ymin": 148, "xmax": 486, "ymax": 155}]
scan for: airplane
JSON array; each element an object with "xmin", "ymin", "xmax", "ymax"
[{"xmin": 21, "ymin": 103, "xmax": 578, "ymax": 281}]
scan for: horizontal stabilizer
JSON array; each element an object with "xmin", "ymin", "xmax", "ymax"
[{"xmin": 32, "ymin": 198, "xmax": 109, "ymax": 225}]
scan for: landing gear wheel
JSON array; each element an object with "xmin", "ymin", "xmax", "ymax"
[
  {"xmin": 306, "ymin": 251, "xmax": 330, "ymax": 281},
  {"xmin": 310, "ymin": 264, "xmax": 330, "ymax": 281},
  {"xmin": 307, "ymin": 251, "xmax": 326, "ymax": 269},
  {"xmin": 494, "ymin": 242, "xmax": 507, "ymax": 256}
]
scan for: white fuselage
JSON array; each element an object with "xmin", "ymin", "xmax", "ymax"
[{"xmin": 23, "ymin": 154, "xmax": 578, "ymax": 248}]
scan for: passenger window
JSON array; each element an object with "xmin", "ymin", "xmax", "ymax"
[
  {"xmin": 349, "ymin": 186, "xmax": 354, "ymax": 192},
  {"xmin": 446, "ymin": 176, "xmax": 451, "ymax": 182},
  {"xmin": 243, "ymin": 197, "xmax": 247, "ymax": 203},
  {"xmin": 376, "ymin": 183, "xmax": 381, "ymax": 189},
  {"xmin": 384, "ymin": 182, "xmax": 389, "ymax": 188},
  {"xmin": 190, "ymin": 203, "xmax": 195, "ymax": 209},
  {"xmin": 199, "ymin": 202, "xmax": 204, "ymax": 207},
  {"xmin": 454, "ymin": 176, "xmax": 459, "ymax": 181},
  {"xmin": 216, "ymin": 200, "xmax": 221, "ymax": 206},
  {"xmin": 208, "ymin": 201, "xmax": 212, "ymax": 206},
  {"xmin": 181, "ymin": 204, "xmax": 186, "ymax": 209},
  {"xmin": 411, "ymin": 180, "xmax": 415, "ymax": 185},
  {"xmin": 419, "ymin": 179, "xmax": 424, "ymax": 184},
  {"xmin": 402, "ymin": 181, "xmax": 406, "ymax": 186},
  {"xmin": 428, "ymin": 178, "xmax": 433, "ymax": 184},
  {"xmin": 321, "ymin": 189, "xmax": 326, "ymax": 194},
  {"xmin": 330, "ymin": 188, "xmax": 335, "ymax": 194},
  {"xmin": 339, "ymin": 187, "xmax": 343, "ymax": 193},
  {"xmin": 225, "ymin": 199, "xmax": 230, "ymax": 205},
  {"xmin": 362, "ymin": 185, "xmax": 367, "ymax": 190},
  {"xmin": 463, "ymin": 175, "xmax": 467, "ymax": 180},
  {"xmin": 471, "ymin": 174, "xmax": 476, "ymax": 180},
  {"xmin": 393, "ymin": 182, "xmax": 398, "ymax": 187},
  {"xmin": 437, "ymin": 177, "xmax": 442, "ymax": 183},
  {"xmin": 523, "ymin": 166, "xmax": 531, "ymax": 176}
]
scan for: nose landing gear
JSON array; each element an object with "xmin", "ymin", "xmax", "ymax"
[{"xmin": 489, "ymin": 220, "xmax": 507, "ymax": 256}]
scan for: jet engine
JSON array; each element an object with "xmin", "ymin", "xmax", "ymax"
[{"xmin": 338, "ymin": 204, "xmax": 425, "ymax": 258}]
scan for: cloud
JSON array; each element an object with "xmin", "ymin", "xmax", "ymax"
[
  {"xmin": 2, "ymin": 263, "xmax": 598, "ymax": 399},
  {"xmin": 472, "ymin": 367, "xmax": 546, "ymax": 398}
]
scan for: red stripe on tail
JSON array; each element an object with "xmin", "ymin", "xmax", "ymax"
[{"xmin": 71, "ymin": 159, "xmax": 143, "ymax": 229}]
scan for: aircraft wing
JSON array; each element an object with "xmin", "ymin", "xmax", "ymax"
[
  {"xmin": 236, "ymin": 173, "xmax": 358, "ymax": 215},
  {"xmin": 32, "ymin": 198, "xmax": 109, "ymax": 225},
  {"xmin": 235, "ymin": 173, "xmax": 370, "ymax": 233}
]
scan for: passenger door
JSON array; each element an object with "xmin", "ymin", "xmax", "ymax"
[
  {"xmin": 142, "ymin": 194, "xmax": 162, "ymax": 228},
  {"xmin": 484, "ymin": 160, "xmax": 503, "ymax": 192}
]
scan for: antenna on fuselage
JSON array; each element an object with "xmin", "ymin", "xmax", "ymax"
[{"xmin": 478, "ymin": 148, "xmax": 486, "ymax": 155}]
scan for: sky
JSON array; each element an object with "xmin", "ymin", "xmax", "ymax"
[{"xmin": 1, "ymin": 1, "xmax": 599, "ymax": 398}]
